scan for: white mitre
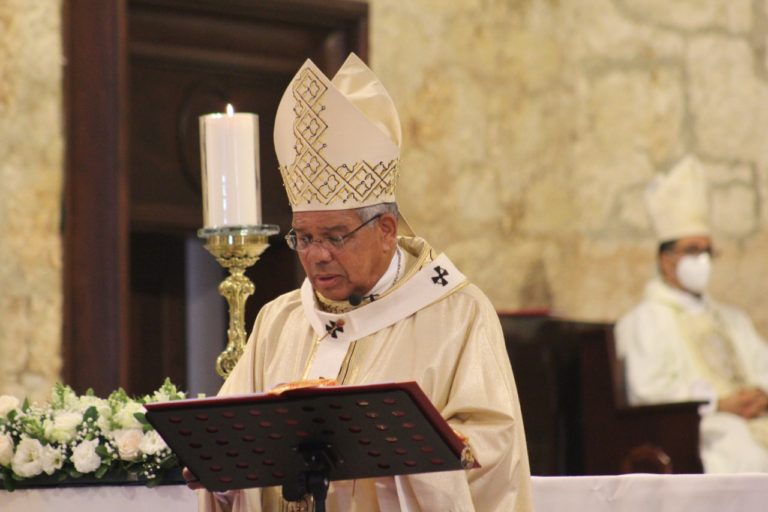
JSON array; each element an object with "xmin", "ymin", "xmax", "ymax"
[
  {"xmin": 645, "ymin": 155, "xmax": 711, "ymax": 242},
  {"xmin": 274, "ymin": 53, "xmax": 402, "ymax": 212}
]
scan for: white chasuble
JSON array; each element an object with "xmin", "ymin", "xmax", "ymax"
[
  {"xmin": 198, "ymin": 236, "xmax": 533, "ymax": 512},
  {"xmin": 616, "ymin": 278, "xmax": 768, "ymax": 473}
]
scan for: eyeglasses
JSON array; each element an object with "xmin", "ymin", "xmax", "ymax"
[
  {"xmin": 285, "ymin": 214, "xmax": 381, "ymax": 253},
  {"xmin": 669, "ymin": 246, "xmax": 719, "ymax": 258}
]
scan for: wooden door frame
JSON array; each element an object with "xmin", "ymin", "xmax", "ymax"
[
  {"xmin": 62, "ymin": 0, "xmax": 368, "ymax": 395},
  {"xmin": 62, "ymin": 0, "xmax": 130, "ymax": 395}
]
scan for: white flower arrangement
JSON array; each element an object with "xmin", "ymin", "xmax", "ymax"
[{"xmin": 0, "ymin": 379, "xmax": 185, "ymax": 491}]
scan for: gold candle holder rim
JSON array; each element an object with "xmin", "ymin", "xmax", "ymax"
[{"xmin": 197, "ymin": 224, "xmax": 280, "ymax": 240}]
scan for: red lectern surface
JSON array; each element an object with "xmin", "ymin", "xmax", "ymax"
[{"xmin": 145, "ymin": 381, "xmax": 475, "ymax": 493}]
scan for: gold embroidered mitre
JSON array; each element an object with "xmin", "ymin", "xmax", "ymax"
[
  {"xmin": 645, "ymin": 155, "xmax": 711, "ymax": 242},
  {"xmin": 274, "ymin": 53, "xmax": 402, "ymax": 212}
]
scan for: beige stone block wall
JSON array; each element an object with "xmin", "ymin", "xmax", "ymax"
[
  {"xmin": 3, "ymin": 0, "xmax": 768, "ymax": 399},
  {"xmin": 369, "ymin": 0, "xmax": 768, "ymax": 336},
  {"xmin": 0, "ymin": 0, "xmax": 63, "ymax": 401}
]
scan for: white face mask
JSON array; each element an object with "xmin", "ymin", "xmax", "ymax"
[{"xmin": 675, "ymin": 253, "xmax": 712, "ymax": 295}]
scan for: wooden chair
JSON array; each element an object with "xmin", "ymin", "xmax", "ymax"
[{"xmin": 499, "ymin": 314, "xmax": 703, "ymax": 475}]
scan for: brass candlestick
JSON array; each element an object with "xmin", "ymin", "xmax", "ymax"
[{"xmin": 198, "ymin": 224, "xmax": 280, "ymax": 378}]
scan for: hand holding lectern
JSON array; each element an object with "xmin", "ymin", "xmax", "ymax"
[{"xmin": 145, "ymin": 381, "xmax": 478, "ymax": 511}]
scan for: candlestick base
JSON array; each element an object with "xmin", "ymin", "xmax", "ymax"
[{"xmin": 198, "ymin": 225, "xmax": 280, "ymax": 378}]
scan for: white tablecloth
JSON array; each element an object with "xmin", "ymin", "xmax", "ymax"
[
  {"xmin": 2, "ymin": 474, "xmax": 768, "ymax": 511},
  {"xmin": 532, "ymin": 473, "xmax": 768, "ymax": 512},
  {"xmin": 0, "ymin": 484, "xmax": 197, "ymax": 511}
]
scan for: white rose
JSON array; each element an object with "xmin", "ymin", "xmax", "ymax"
[
  {"xmin": 0, "ymin": 433, "xmax": 14, "ymax": 466},
  {"xmin": 71, "ymin": 439, "xmax": 101, "ymax": 474},
  {"xmin": 113, "ymin": 401, "xmax": 145, "ymax": 430},
  {"xmin": 43, "ymin": 411, "xmax": 83, "ymax": 443},
  {"xmin": 0, "ymin": 395, "xmax": 20, "ymax": 418},
  {"xmin": 40, "ymin": 444, "xmax": 63, "ymax": 475},
  {"xmin": 11, "ymin": 437, "xmax": 44, "ymax": 478},
  {"xmin": 138, "ymin": 430, "xmax": 167, "ymax": 456},
  {"xmin": 112, "ymin": 428, "xmax": 144, "ymax": 461}
]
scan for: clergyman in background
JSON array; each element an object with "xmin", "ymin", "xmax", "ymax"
[{"xmin": 616, "ymin": 155, "xmax": 768, "ymax": 473}]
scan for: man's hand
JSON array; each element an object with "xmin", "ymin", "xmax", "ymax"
[
  {"xmin": 183, "ymin": 466, "xmax": 204, "ymax": 490},
  {"xmin": 717, "ymin": 388, "xmax": 768, "ymax": 419},
  {"xmin": 183, "ymin": 467, "xmax": 239, "ymax": 507}
]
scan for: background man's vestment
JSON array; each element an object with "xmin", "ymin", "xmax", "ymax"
[{"xmin": 616, "ymin": 278, "xmax": 768, "ymax": 473}]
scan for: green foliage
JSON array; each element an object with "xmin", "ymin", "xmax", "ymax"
[{"xmin": 0, "ymin": 381, "xmax": 186, "ymax": 492}]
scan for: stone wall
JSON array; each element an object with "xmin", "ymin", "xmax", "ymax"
[
  {"xmin": 0, "ymin": 0, "xmax": 63, "ymax": 401},
  {"xmin": 2, "ymin": 0, "xmax": 768, "ymax": 399},
  {"xmin": 370, "ymin": 0, "xmax": 768, "ymax": 336}
]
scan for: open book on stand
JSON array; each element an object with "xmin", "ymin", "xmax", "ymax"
[{"xmin": 145, "ymin": 380, "xmax": 478, "ymax": 501}]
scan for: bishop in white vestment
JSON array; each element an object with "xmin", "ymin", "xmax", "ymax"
[
  {"xmin": 194, "ymin": 54, "xmax": 533, "ymax": 511},
  {"xmin": 616, "ymin": 156, "xmax": 768, "ymax": 473}
]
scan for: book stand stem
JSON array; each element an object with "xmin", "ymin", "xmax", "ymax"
[{"xmin": 282, "ymin": 441, "xmax": 339, "ymax": 511}]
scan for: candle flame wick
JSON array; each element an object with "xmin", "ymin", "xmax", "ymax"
[{"xmin": 226, "ymin": 103, "xmax": 235, "ymax": 116}]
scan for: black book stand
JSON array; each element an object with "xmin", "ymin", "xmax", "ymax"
[{"xmin": 145, "ymin": 381, "xmax": 477, "ymax": 511}]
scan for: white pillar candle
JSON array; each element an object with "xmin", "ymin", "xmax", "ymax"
[{"xmin": 199, "ymin": 104, "xmax": 261, "ymax": 228}]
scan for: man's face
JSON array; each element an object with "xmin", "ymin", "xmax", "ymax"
[
  {"xmin": 291, "ymin": 209, "xmax": 397, "ymax": 301},
  {"xmin": 659, "ymin": 235, "xmax": 714, "ymax": 290}
]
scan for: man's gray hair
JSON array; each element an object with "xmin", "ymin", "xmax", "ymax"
[{"xmin": 356, "ymin": 202, "xmax": 399, "ymax": 223}]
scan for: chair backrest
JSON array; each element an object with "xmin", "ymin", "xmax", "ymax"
[
  {"xmin": 499, "ymin": 314, "xmax": 595, "ymax": 474},
  {"xmin": 499, "ymin": 313, "xmax": 703, "ymax": 475}
]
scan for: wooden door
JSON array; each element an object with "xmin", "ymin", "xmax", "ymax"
[{"xmin": 63, "ymin": 0, "xmax": 368, "ymax": 395}]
